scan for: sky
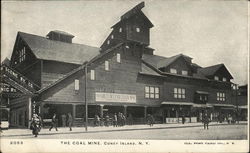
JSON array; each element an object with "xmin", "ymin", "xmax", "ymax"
[{"xmin": 1, "ymin": 0, "xmax": 248, "ymax": 85}]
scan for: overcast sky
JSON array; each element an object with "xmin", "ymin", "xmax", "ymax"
[{"xmin": 1, "ymin": 0, "xmax": 248, "ymax": 85}]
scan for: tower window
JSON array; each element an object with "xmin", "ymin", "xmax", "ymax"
[
  {"xmin": 119, "ymin": 28, "xmax": 122, "ymax": 33},
  {"xmin": 117, "ymin": 53, "xmax": 121, "ymax": 63},
  {"xmin": 111, "ymin": 35, "xmax": 114, "ymax": 39},
  {"xmin": 107, "ymin": 40, "xmax": 110, "ymax": 45},
  {"xmin": 105, "ymin": 61, "xmax": 109, "ymax": 71},
  {"xmin": 75, "ymin": 79, "xmax": 79, "ymax": 91},
  {"xmin": 90, "ymin": 70, "xmax": 95, "ymax": 80},
  {"xmin": 170, "ymin": 68, "xmax": 177, "ymax": 74},
  {"xmin": 214, "ymin": 76, "xmax": 219, "ymax": 81},
  {"xmin": 136, "ymin": 27, "xmax": 140, "ymax": 32}
]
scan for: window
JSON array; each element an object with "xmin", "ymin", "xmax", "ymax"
[
  {"xmin": 150, "ymin": 87, "xmax": 154, "ymax": 98},
  {"xmin": 90, "ymin": 70, "xmax": 95, "ymax": 80},
  {"xmin": 117, "ymin": 53, "xmax": 121, "ymax": 63},
  {"xmin": 217, "ymin": 92, "xmax": 225, "ymax": 101},
  {"xmin": 145, "ymin": 86, "xmax": 150, "ymax": 98},
  {"xmin": 105, "ymin": 61, "xmax": 109, "ymax": 71},
  {"xmin": 111, "ymin": 35, "xmax": 114, "ymax": 39},
  {"xmin": 107, "ymin": 40, "xmax": 110, "ymax": 45},
  {"xmin": 119, "ymin": 28, "xmax": 122, "ymax": 32},
  {"xmin": 136, "ymin": 27, "xmax": 140, "ymax": 32},
  {"xmin": 145, "ymin": 86, "xmax": 160, "ymax": 99},
  {"xmin": 182, "ymin": 70, "xmax": 188, "ymax": 75},
  {"xmin": 174, "ymin": 88, "xmax": 186, "ymax": 99},
  {"xmin": 214, "ymin": 76, "xmax": 219, "ymax": 81},
  {"xmin": 170, "ymin": 68, "xmax": 177, "ymax": 74},
  {"xmin": 125, "ymin": 45, "xmax": 130, "ymax": 49},
  {"xmin": 19, "ymin": 47, "xmax": 26, "ymax": 63},
  {"xmin": 222, "ymin": 77, "xmax": 227, "ymax": 82},
  {"xmin": 75, "ymin": 79, "xmax": 79, "ymax": 90}
]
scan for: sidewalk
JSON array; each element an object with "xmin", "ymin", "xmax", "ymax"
[{"xmin": 1, "ymin": 121, "xmax": 247, "ymax": 138}]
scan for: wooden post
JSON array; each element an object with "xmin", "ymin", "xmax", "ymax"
[
  {"xmin": 72, "ymin": 104, "xmax": 76, "ymax": 119},
  {"xmin": 28, "ymin": 97, "xmax": 32, "ymax": 128},
  {"xmin": 123, "ymin": 105, "xmax": 127, "ymax": 117},
  {"xmin": 85, "ymin": 65, "xmax": 88, "ymax": 131}
]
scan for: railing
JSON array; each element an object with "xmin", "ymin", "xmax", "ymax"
[{"xmin": 1, "ymin": 65, "xmax": 40, "ymax": 92}]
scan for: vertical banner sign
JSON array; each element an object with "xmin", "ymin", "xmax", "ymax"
[{"xmin": 95, "ymin": 92, "xmax": 136, "ymax": 103}]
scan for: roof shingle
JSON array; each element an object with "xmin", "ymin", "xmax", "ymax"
[{"xmin": 19, "ymin": 32, "xmax": 100, "ymax": 65}]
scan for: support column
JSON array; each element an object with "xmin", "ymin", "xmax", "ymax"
[
  {"xmin": 144, "ymin": 106, "xmax": 148, "ymax": 124},
  {"xmin": 100, "ymin": 105, "xmax": 104, "ymax": 119},
  {"xmin": 72, "ymin": 104, "xmax": 76, "ymax": 119},
  {"xmin": 123, "ymin": 105, "xmax": 127, "ymax": 117},
  {"xmin": 28, "ymin": 97, "xmax": 32, "ymax": 128}
]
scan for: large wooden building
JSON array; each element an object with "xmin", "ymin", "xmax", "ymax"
[{"xmin": 1, "ymin": 2, "xmax": 239, "ymax": 128}]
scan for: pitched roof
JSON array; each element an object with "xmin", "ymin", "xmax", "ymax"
[
  {"xmin": 197, "ymin": 64, "xmax": 233, "ymax": 79},
  {"xmin": 142, "ymin": 53, "xmax": 192, "ymax": 69},
  {"xmin": 18, "ymin": 32, "xmax": 100, "ymax": 65},
  {"xmin": 111, "ymin": 2, "xmax": 153, "ymax": 28}
]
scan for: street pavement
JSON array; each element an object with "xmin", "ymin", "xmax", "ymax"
[{"xmin": 1, "ymin": 121, "xmax": 248, "ymax": 139}]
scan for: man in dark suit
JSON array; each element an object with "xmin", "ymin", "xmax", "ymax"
[{"xmin": 49, "ymin": 113, "xmax": 58, "ymax": 131}]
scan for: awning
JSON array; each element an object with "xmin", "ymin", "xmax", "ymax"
[
  {"xmin": 161, "ymin": 102, "xmax": 194, "ymax": 106},
  {"xmin": 192, "ymin": 104, "xmax": 213, "ymax": 108},
  {"xmin": 196, "ymin": 91, "xmax": 209, "ymax": 94},
  {"xmin": 238, "ymin": 105, "xmax": 247, "ymax": 109},
  {"xmin": 211, "ymin": 103, "xmax": 235, "ymax": 107}
]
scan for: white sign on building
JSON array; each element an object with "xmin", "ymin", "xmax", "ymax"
[{"xmin": 95, "ymin": 92, "xmax": 136, "ymax": 103}]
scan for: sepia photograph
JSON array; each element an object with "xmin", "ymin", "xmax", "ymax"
[{"xmin": 0, "ymin": 0, "xmax": 249, "ymax": 152}]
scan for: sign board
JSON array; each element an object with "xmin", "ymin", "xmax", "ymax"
[{"xmin": 95, "ymin": 92, "xmax": 136, "ymax": 103}]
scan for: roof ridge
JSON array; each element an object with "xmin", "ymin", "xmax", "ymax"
[{"xmin": 19, "ymin": 31, "xmax": 99, "ymax": 48}]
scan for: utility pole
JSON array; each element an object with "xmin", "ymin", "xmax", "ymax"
[
  {"xmin": 235, "ymin": 84, "xmax": 239, "ymax": 124},
  {"xmin": 84, "ymin": 63, "xmax": 88, "ymax": 132}
]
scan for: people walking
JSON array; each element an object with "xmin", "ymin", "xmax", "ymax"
[
  {"xmin": 113, "ymin": 113, "xmax": 118, "ymax": 127},
  {"xmin": 105, "ymin": 114, "xmax": 110, "ymax": 127},
  {"xmin": 202, "ymin": 113, "xmax": 210, "ymax": 130},
  {"xmin": 182, "ymin": 115, "xmax": 185, "ymax": 124},
  {"xmin": 49, "ymin": 113, "xmax": 58, "ymax": 131},
  {"xmin": 147, "ymin": 114, "xmax": 154, "ymax": 127},
  {"xmin": 94, "ymin": 114, "xmax": 100, "ymax": 127},
  {"xmin": 61, "ymin": 114, "xmax": 66, "ymax": 127},
  {"xmin": 67, "ymin": 113, "xmax": 73, "ymax": 131},
  {"xmin": 30, "ymin": 114, "xmax": 41, "ymax": 137}
]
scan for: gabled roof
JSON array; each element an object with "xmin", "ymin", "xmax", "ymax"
[
  {"xmin": 142, "ymin": 53, "xmax": 192, "ymax": 69},
  {"xmin": 18, "ymin": 32, "xmax": 100, "ymax": 65},
  {"xmin": 157, "ymin": 54, "xmax": 192, "ymax": 68},
  {"xmin": 111, "ymin": 2, "xmax": 153, "ymax": 28},
  {"xmin": 197, "ymin": 64, "xmax": 233, "ymax": 79}
]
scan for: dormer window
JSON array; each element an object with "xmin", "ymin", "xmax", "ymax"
[
  {"xmin": 107, "ymin": 40, "xmax": 110, "ymax": 45},
  {"xmin": 214, "ymin": 76, "xmax": 219, "ymax": 81},
  {"xmin": 222, "ymin": 77, "xmax": 227, "ymax": 82},
  {"xmin": 119, "ymin": 28, "xmax": 122, "ymax": 33},
  {"xmin": 182, "ymin": 70, "xmax": 188, "ymax": 75},
  {"xmin": 111, "ymin": 35, "xmax": 114, "ymax": 39},
  {"xmin": 136, "ymin": 27, "xmax": 140, "ymax": 32},
  {"xmin": 170, "ymin": 68, "xmax": 177, "ymax": 74}
]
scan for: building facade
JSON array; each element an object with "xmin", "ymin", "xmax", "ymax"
[{"xmin": 1, "ymin": 2, "xmax": 240, "ymax": 128}]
